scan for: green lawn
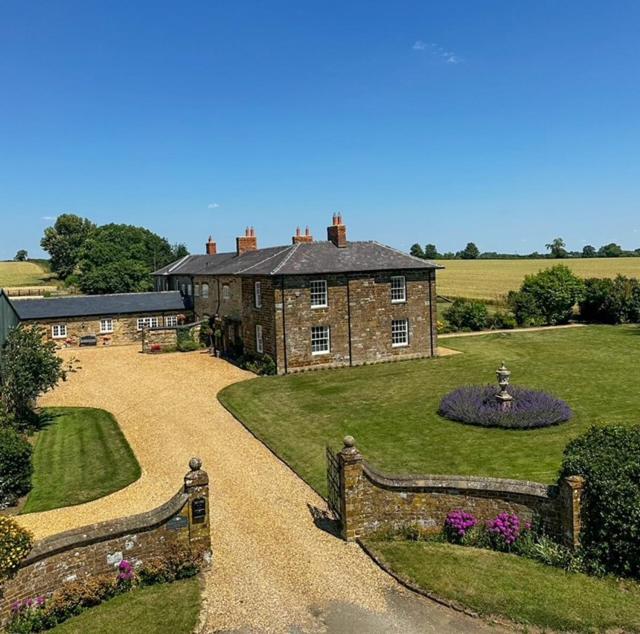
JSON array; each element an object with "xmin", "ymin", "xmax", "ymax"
[
  {"xmin": 22, "ymin": 407, "xmax": 141, "ymax": 513},
  {"xmin": 51, "ymin": 579, "xmax": 200, "ymax": 634},
  {"xmin": 0, "ymin": 260, "xmax": 58, "ymax": 288},
  {"xmin": 219, "ymin": 325, "xmax": 640, "ymax": 495},
  {"xmin": 367, "ymin": 541, "xmax": 640, "ymax": 632}
]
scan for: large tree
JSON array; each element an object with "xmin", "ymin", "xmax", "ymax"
[
  {"xmin": 41, "ymin": 214, "xmax": 96, "ymax": 279},
  {"xmin": 582, "ymin": 245, "xmax": 597, "ymax": 258},
  {"xmin": 460, "ymin": 242, "xmax": 480, "ymax": 260},
  {"xmin": 424, "ymin": 244, "xmax": 439, "ymax": 259},
  {"xmin": 13, "ymin": 250, "xmax": 28, "ymax": 262},
  {"xmin": 598, "ymin": 243, "xmax": 623, "ymax": 258},
  {"xmin": 0, "ymin": 325, "xmax": 66, "ymax": 429},
  {"xmin": 77, "ymin": 223, "xmax": 177, "ymax": 294},
  {"xmin": 545, "ymin": 237, "xmax": 568, "ymax": 259},
  {"xmin": 409, "ymin": 243, "xmax": 425, "ymax": 258}
]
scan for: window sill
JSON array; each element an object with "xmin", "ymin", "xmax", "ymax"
[
  {"xmin": 392, "ymin": 343, "xmax": 409, "ymax": 348},
  {"xmin": 391, "ymin": 299, "xmax": 407, "ymax": 304},
  {"xmin": 311, "ymin": 304, "xmax": 328, "ymax": 309},
  {"xmin": 312, "ymin": 351, "xmax": 331, "ymax": 356}
]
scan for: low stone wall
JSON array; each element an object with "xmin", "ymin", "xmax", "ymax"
[
  {"xmin": 334, "ymin": 437, "xmax": 584, "ymax": 548},
  {"xmin": 0, "ymin": 459, "xmax": 211, "ymax": 625},
  {"xmin": 141, "ymin": 321, "xmax": 202, "ymax": 353}
]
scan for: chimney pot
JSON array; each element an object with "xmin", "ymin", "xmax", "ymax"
[
  {"xmin": 292, "ymin": 224, "xmax": 313, "ymax": 244},
  {"xmin": 327, "ymin": 214, "xmax": 347, "ymax": 247},
  {"xmin": 237, "ymin": 227, "xmax": 258, "ymax": 255},
  {"xmin": 205, "ymin": 235, "xmax": 217, "ymax": 255}
]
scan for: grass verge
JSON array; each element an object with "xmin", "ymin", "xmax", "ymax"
[
  {"xmin": 219, "ymin": 325, "xmax": 640, "ymax": 495},
  {"xmin": 50, "ymin": 578, "xmax": 200, "ymax": 634},
  {"xmin": 22, "ymin": 407, "xmax": 141, "ymax": 513},
  {"xmin": 366, "ymin": 540, "xmax": 640, "ymax": 633}
]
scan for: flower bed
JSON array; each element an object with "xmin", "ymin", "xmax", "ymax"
[{"xmin": 439, "ymin": 385, "xmax": 572, "ymax": 429}]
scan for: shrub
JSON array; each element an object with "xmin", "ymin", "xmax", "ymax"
[
  {"xmin": 239, "ymin": 353, "xmax": 276, "ymax": 376},
  {"xmin": 444, "ymin": 299, "xmax": 489, "ymax": 331},
  {"xmin": 138, "ymin": 543, "xmax": 201, "ymax": 585},
  {"xmin": 0, "ymin": 517, "xmax": 33, "ymax": 581},
  {"xmin": 444, "ymin": 510, "xmax": 477, "ymax": 544},
  {"xmin": 579, "ymin": 276, "xmax": 640, "ymax": 324},
  {"xmin": 439, "ymin": 385, "xmax": 572, "ymax": 429},
  {"xmin": 176, "ymin": 328, "xmax": 201, "ymax": 352},
  {"xmin": 487, "ymin": 310, "xmax": 517, "ymax": 330},
  {"xmin": 0, "ymin": 428, "xmax": 33, "ymax": 508},
  {"xmin": 508, "ymin": 265, "xmax": 584, "ymax": 326},
  {"xmin": 561, "ymin": 425, "xmax": 640, "ymax": 578}
]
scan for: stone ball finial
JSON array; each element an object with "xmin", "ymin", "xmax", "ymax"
[
  {"xmin": 343, "ymin": 435, "xmax": 355, "ymax": 448},
  {"xmin": 189, "ymin": 457, "xmax": 203, "ymax": 471}
]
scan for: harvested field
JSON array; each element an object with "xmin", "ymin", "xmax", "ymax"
[
  {"xmin": 0, "ymin": 261, "xmax": 58, "ymax": 288},
  {"xmin": 437, "ymin": 257, "xmax": 640, "ymax": 301}
]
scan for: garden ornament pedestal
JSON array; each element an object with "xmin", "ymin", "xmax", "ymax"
[{"xmin": 496, "ymin": 362, "xmax": 513, "ymax": 411}]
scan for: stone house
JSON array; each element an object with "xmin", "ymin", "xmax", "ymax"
[
  {"xmin": 4, "ymin": 291, "xmax": 190, "ymax": 346},
  {"xmin": 154, "ymin": 216, "xmax": 441, "ymax": 373}
]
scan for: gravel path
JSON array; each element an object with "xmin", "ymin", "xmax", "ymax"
[{"xmin": 21, "ymin": 346, "xmax": 507, "ymax": 633}]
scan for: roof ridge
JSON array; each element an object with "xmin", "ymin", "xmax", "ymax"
[
  {"xmin": 370, "ymin": 241, "xmax": 440, "ymax": 267},
  {"xmin": 270, "ymin": 243, "xmax": 300, "ymax": 274},
  {"xmin": 234, "ymin": 246, "xmax": 294, "ymax": 274}
]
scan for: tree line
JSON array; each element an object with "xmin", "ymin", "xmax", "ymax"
[
  {"xmin": 410, "ymin": 237, "xmax": 640, "ymax": 260},
  {"xmin": 38, "ymin": 214, "xmax": 188, "ymax": 294}
]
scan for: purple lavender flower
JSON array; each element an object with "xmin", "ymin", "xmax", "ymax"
[{"xmin": 439, "ymin": 385, "xmax": 572, "ymax": 429}]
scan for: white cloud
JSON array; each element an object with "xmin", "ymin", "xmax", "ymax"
[
  {"xmin": 41, "ymin": 216, "xmax": 55, "ymax": 220},
  {"xmin": 413, "ymin": 41, "xmax": 463, "ymax": 64},
  {"xmin": 208, "ymin": 203, "xmax": 220, "ymax": 209}
]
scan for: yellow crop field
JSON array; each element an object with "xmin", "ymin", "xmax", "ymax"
[
  {"xmin": 437, "ymin": 258, "xmax": 640, "ymax": 302},
  {"xmin": 0, "ymin": 261, "xmax": 58, "ymax": 289}
]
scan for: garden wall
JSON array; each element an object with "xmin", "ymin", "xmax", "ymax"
[
  {"xmin": 0, "ymin": 459, "xmax": 211, "ymax": 626},
  {"xmin": 334, "ymin": 438, "xmax": 584, "ymax": 548},
  {"xmin": 141, "ymin": 321, "xmax": 202, "ymax": 353}
]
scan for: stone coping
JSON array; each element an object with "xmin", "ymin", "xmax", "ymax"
[
  {"xmin": 361, "ymin": 461, "xmax": 556, "ymax": 500},
  {"xmin": 23, "ymin": 490, "xmax": 189, "ymax": 566}
]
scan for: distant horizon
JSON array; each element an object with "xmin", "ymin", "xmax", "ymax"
[{"xmin": 2, "ymin": 1, "xmax": 639, "ymax": 260}]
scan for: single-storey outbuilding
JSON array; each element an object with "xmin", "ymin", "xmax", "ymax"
[{"xmin": 3, "ymin": 291, "xmax": 190, "ymax": 346}]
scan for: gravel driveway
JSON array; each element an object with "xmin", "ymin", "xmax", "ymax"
[{"xmin": 22, "ymin": 346, "xmax": 506, "ymax": 633}]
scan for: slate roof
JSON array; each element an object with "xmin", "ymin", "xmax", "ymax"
[
  {"xmin": 11, "ymin": 291, "xmax": 188, "ymax": 320},
  {"xmin": 153, "ymin": 241, "xmax": 441, "ymax": 278}
]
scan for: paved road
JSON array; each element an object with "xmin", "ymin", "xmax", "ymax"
[{"xmin": 25, "ymin": 346, "xmax": 506, "ymax": 633}]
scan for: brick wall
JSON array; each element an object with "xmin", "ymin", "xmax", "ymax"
[
  {"xmin": 272, "ymin": 270, "xmax": 436, "ymax": 374},
  {"xmin": 334, "ymin": 437, "xmax": 584, "ymax": 549},
  {"xmin": 0, "ymin": 460, "xmax": 211, "ymax": 626},
  {"xmin": 29, "ymin": 312, "xmax": 185, "ymax": 347}
]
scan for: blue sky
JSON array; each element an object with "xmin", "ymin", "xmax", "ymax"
[{"xmin": 1, "ymin": 1, "xmax": 639, "ymax": 259}]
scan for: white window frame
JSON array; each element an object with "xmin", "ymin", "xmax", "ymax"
[
  {"xmin": 222, "ymin": 284, "xmax": 230, "ymax": 301},
  {"xmin": 201, "ymin": 283, "xmax": 209, "ymax": 299},
  {"xmin": 391, "ymin": 319, "xmax": 409, "ymax": 347},
  {"xmin": 165, "ymin": 315, "xmax": 178, "ymax": 327},
  {"xmin": 137, "ymin": 316, "xmax": 160, "ymax": 331},
  {"xmin": 256, "ymin": 324, "xmax": 264, "ymax": 354},
  {"xmin": 310, "ymin": 280, "xmax": 328, "ymax": 308},
  {"xmin": 99, "ymin": 319, "xmax": 114, "ymax": 334},
  {"xmin": 51, "ymin": 324, "xmax": 67, "ymax": 339},
  {"xmin": 194, "ymin": 282, "xmax": 200, "ymax": 297},
  {"xmin": 311, "ymin": 325, "xmax": 330, "ymax": 355},
  {"xmin": 391, "ymin": 276, "xmax": 406, "ymax": 303},
  {"xmin": 254, "ymin": 281, "xmax": 262, "ymax": 308},
  {"xmin": 187, "ymin": 283, "xmax": 192, "ymax": 296}
]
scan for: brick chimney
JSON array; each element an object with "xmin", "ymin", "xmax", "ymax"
[
  {"xmin": 327, "ymin": 213, "xmax": 347, "ymax": 248},
  {"xmin": 292, "ymin": 225, "xmax": 313, "ymax": 244},
  {"xmin": 205, "ymin": 235, "xmax": 217, "ymax": 255},
  {"xmin": 236, "ymin": 226, "xmax": 258, "ymax": 256}
]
